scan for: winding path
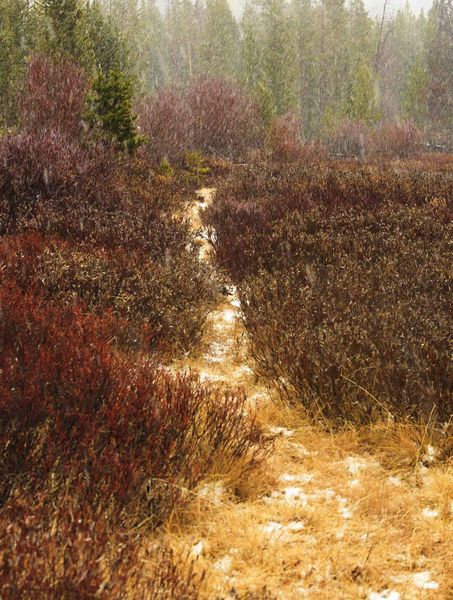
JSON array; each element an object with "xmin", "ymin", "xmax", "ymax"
[{"xmin": 165, "ymin": 188, "xmax": 451, "ymax": 600}]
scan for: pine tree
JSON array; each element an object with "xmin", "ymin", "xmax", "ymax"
[
  {"xmin": 91, "ymin": 66, "xmax": 143, "ymax": 151},
  {"xmin": 313, "ymin": 0, "xmax": 349, "ymax": 130},
  {"xmin": 0, "ymin": 0, "xmax": 31, "ymax": 128},
  {"xmin": 403, "ymin": 54, "xmax": 428, "ymax": 125},
  {"xmin": 39, "ymin": 0, "xmax": 95, "ymax": 72},
  {"xmin": 167, "ymin": 0, "xmax": 199, "ymax": 83},
  {"xmin": 291, "ymin": 0, "xmax": 318, "ymax": 136},
  {"xmin": 426, "ymin": 0, "xmax": 453, "ymax": 138},
  {"xmin": 105, "ymin": 0, "xmax": 168, "ymax": 91},
  {"xmin": 345, "ymin": 60, "xmax": 379, "ymax": 124},
  {"xmin": 260, "ymin": 0, "xmax": 299, "ymax": 115},
  {"xmin": 86, "ymin": 0, "xmax": 130, "ymax": 76},
  {"xmin": 240, "ymin": 1, "xmax": 262, "ymax": 92},
  {"xmin": 137, "ymin": 0, "xmax": 168, "ymax": 90},
  {"xmin": 200, "ymin": 0, "xmax": 240, "ymax": 79}
]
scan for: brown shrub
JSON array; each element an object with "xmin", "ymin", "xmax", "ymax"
[
  {"xmin": 138, "ymin": 87, "xmax": 194, "ymax": 163},
  {"xmin": 0, "ymin": 228, "xmax": 216, "ymax": 355},
  {"xmin": 0, "ymin": 495, "xmax": 202, "ymax": 599},
  {"xmin": 372, "ymin": 120, "xmax": 423, "ymax": 159},
  {"xmin": 138, "ymin": 77, "xmax": 262, "ymax": 163},
  {"xmin": 325, "ymin": 119, "xmax": 371, "ymax": 158},
  {"xmin": 206, "ymin": 161, "xmax": 452, "ymax": 428},
  {"xmin": 206, "ymin": 161, "xmax": 453, "ymax": 281},
  {"xmin": 268, "ymin": 113, "xmax": 304, "ymax": 161}
]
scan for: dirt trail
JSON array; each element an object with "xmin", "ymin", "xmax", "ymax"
[{"xmin": 165, "ymin": 188, "xmax": 452, "ymax": 600}]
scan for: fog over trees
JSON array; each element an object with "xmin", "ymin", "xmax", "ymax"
[{"xmin": 0, "ymin": 0, "xmax": 451, "ymax": 142}]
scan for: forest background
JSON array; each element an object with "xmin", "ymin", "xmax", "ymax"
[{"xmin": 0, "ymin": 0, "xmax": 451, "ymax": 146}]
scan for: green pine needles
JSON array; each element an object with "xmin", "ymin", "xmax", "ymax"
[{"xmin": 91, "ymin": 67, "xmax": 144, "ymax": 152}]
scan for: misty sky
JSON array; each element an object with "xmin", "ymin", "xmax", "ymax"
[{"xmin": 224, "ymin": 0, "xmax": 434, "ymax": 19}]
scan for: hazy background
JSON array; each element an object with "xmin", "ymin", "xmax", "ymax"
[
  {"xmin": 225, "ymin": 0, "xmax": 434, "ymax": 18},
  {"xmin": 365, "ymin": 0, "xmax": 433, "ymax": 17},
  {"xmin": 163, "ymin": 0, "xmax": 436, "ymax": 18}
]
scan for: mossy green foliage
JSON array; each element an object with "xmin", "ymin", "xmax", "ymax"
[
  {"xmin": 185, "ymin": 150, "xmax": 210, "ymax": 184},
  {"xmin": 158, "ymin": 155, "xmax": 175, "ymax": 178}
]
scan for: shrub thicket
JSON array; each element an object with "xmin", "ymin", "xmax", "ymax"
[
  {"xmin": 138, "ymin": 77, "xmax": 262, "ymax": 163},
  {"xmin": 0, "ymin": 53, "xmax": 268, "ymax": 597},
  {"xmin": 372, "ymin": 120, "xmax": 423, "ymax": 158},
  {"xmin": 0, "ymin": 495, "xmax": 202, "ymax": 599},
  {"xmin": 207, "ymin": 162, "xmax": 452, "ymax": 281},
  {"xmin": 19, "ymin": 54, "xmax": 89, "ymax": 138},
  {"xmin": 0, "ymin": 284, "xmax": 264, "ymax": 523},
  {"xmin": 206, "ymin": 161, "xmax": 452, "ymax": 426}
]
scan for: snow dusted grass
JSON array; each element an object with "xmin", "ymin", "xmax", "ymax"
[
  {"xmin": 159, "ymin": 188, "xmax": 452, "ymax": 599},
  {"xmin": 166, "ymin": 425, "xmax": 452, "ymax": 599}
]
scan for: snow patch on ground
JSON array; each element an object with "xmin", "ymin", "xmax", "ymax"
[
  {"xmin": 412, "ymin": 571, "xmax": 439, "ymax": 590},
  {"xmin": 387, "ymin": 476, "xmax": 402, "ymax": 486},
  {"xmin": 191, "ymin": 540, "xmax": 204, "ymax": 558},
  {"xmin": 214, "ymin": 555, "xmax": 233, "ymax": 573},
  {"xmin": 263, "ymin": 486, "xmax": 309, "ymax": 507},
  {"xmin": 197, "ymin": 481, "xmax": 225, "ymax": 505},
  {"xmin": 422, "ymin": 445, "xmax": 437, "ymax": 464},
  {"xmin": 345, "ymin": 456, "xmax": 369, "ymax": 475},
  {"xmin": 369, "ymin": 590, "xmax": 400, "ymax": 600},
  {"xmin": 260, "ymin": 520, "xmax": 305, "ymax": 539},
  {"xmin": 280, "ymin": 473, "xmax": 313, "ymax": 484},
  {"xmin": 217, "ymin": 308, "xmax": 236, "ymax": 324},
  {"xmin": 268, "ymin": 426, "xmax": 295, "ymax": 438},
  {"xmin": 390, "ymin": 570, "xmax": 440, "ymax": 590},
  {"xmin": 234, "ymin": 364, "xmax": 253, "ymax": 377},
  {"xmin": 198, "ymin": 371, "xmax": 227, "ymax": 383},
  {"xmin": 422, "ymin": 507, "xmax": 439, "ymax": 518}
]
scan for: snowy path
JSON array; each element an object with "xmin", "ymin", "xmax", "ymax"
[{"xmin": 165, "ymin": 188, "xmax": 452, "ymax": 600}]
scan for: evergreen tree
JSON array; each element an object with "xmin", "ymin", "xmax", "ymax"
[
  {"xmin": 426, "ymin": 0, "xmax": 453, "ymax": 137},
  {"xmin": 105, "ymin": 0, "xmax": 168, "ymax": 91},
  {"xmin": 39, "ymin": 0, "xmax": 95, "ymax": 72},
  {"xmin": 291, "ymin": 0, "xmax": 318, "ymax": 136},
  {"xmin": 344, "ymin": 60, "xmax": 379, "ymax": 123},
  {"xmin": 138, "ymin": 0, "xmax": 168, "ymax": 89},
  {"xmin": 91, "ymin": 66, "xmax": 143, "ymax": 151},
  {"xmin": 313, "ymin": 0, "xmax": 349, "ymax": 129},
  {"xmin": 377, "ymin": 3, "xmax": 425, "ymax": 120},
  {"xmin": 0, "ymin": 0, "xmax": 32, "ymax": 127},
  {"xmin": 240, "ymin": 1, "xmax": 263, "ymax": 92},
  {"xmin": 86, "ymin": 0, "xmax": 130, "ymax": 76},
  {"xmin": 167, "ymin": 0, "xmax": 199, "ymax": 83},
  {"xmin": 260, "ymin": 0, "xmax": 299, "ymax": 115},
  {"xmin": 200, "ymin": 0, "xmax": 240, "ymax": 79},
  {"xmin": 403, "ymin": 54, "xmax": 428, "ymax": 124}
]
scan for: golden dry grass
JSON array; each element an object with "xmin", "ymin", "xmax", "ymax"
[{"xmin": 153, "ymin": 188, "xmax": 453, "ymax": 599}]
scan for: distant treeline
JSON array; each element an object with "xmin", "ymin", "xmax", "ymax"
[{"xmin": 0, "ymin": 0, "xmax": 451, "ymax": 141}]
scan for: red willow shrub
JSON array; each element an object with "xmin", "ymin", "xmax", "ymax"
[
  {"xmin": 187, "ymin": 77, "xmax": 262, "ymax": 159},
  {"xmin": 0, "ymin": 232, "xmax": 217, "ymax": 354},
  {"xmin": 0, "ymin": 495, "xmax": 202, "ymax": 599},
  {"xmin": 0, "ymin": 130, "xmax": 97, "ymax": 232},
  {"xmin": 268, "ymin": 113, "xmax": 304, "ymax": 161},
  {"xmin": 0, "ymin": 284, "xmax": 265, "ymax": 523},
  {"xmin": 138, "ymin": 77, "xmax": 262, "ymax": 163},
  {"xmin": 138, "ymin": 87, "xmax": 193, "ymax": 162},
  {"xmin": 372, "ymin": 120, "xmax": 423, "ymax": 159},
  {"xmin": 20, "ymin": 54, "xmax": 89, "ymax": 138},
  {"xmin": 0, "ymin": 64, "xmax": 217, "ymax": 358}
]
